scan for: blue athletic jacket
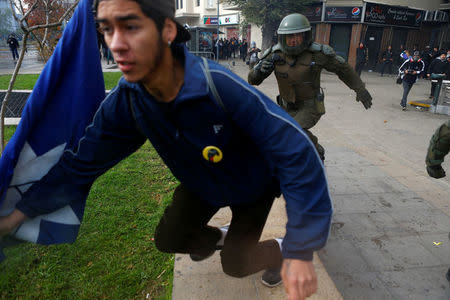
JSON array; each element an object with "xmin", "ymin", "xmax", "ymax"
[{"xmin": 16, "ymin": 45, "xmax": 332, "ymax": 261}]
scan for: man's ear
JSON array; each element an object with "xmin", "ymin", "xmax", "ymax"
[{"xmin": 162, "ymin": 18, "xmax": 177, "ymax": 44}]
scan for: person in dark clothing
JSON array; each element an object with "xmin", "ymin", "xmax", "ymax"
[
  {"xmin": 380, "ymin": 45, "xmax": 394, "ymax": 76},
  {"xmin": 421, "ymin": 46, "xmax": 433, "ymax": 79},
  {"xmin": 7, "ymin": 34, "xmax": 20, "ymax": 62},
  {"xmin": 427, "ymin": 52, "xmax": 448, "ymax": 100},
  {"xmin": 355, "ymin": 42, "xmax": 368, "ymax": 77},
  {"xmin": 240, "ymin": 39, "xmax": 248, "ymax": 62},
  {"xmin": 431, "ymin": 47, "xmax": 440, "ymax": 59},
  {"xmin": 398, "ymin": 51, "xmax": 425, "ymax": 110}
]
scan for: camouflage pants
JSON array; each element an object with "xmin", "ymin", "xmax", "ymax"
[{"xmin": 280, "ymin": 98, "xmax": 325, "ymax": 160}]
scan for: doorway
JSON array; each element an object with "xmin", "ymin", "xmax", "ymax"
[
  {"xmin": 329, "ymin": 24, "xmax": 352, "ymax": 61},
  {"xmin": 364, "ymin": 26, "xmax": 383, "ymax": 71}
]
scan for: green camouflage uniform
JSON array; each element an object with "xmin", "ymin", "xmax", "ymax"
[
  {"xmin": 426, "ymin": 119, "xmax": 450, "ymax": 178},
  {"xmin": 248, "ymin": 42, "xmax": 371, "ymax": 160}
]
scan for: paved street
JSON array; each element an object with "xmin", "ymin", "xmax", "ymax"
[
  {"xmin": 174, "ymin": 60, "xmax": 450, "ymax": 300},
  {"xmin": 1, "ymin": 49, "xmax": 449, "ymax": 299}
]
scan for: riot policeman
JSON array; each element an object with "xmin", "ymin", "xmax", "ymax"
[{"xmin": 248, "ymin": 13, "xmax": 372, "ymax": 160}]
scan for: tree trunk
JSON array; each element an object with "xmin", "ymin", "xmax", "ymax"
[
  {"xmin": 0, "ymin": 32, "xmax": 29, "ymax": 154},
  {"xmin": 261, "ymin": 20, "xmax": 278, "ymax": 52}
]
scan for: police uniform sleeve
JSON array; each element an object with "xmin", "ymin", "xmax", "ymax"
[
  {"xmin": 317, "ymin": 46, "xmax": 372, "ymax": 109},
  {"xmin": 211, "ymin": 69, "xmax": 332, "ymax": 261},
  {"xmin": 16, "ymin": 88, "xmax": 147, "ymax": 217},
  {"xmin": 248, "ymin": 48, "xmax": 274, "ymax": 85},
  {"xmin": 426, "ymin": 120, "xmax": 450, "ymax": 178}
]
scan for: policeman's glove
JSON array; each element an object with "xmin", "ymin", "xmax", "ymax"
[
  {"xmin": 260, "ymin": 60, "xmax": 274, "ymax": 74},
  {"xmin": 356, "ymin": 89, "xmax": 373, "ymax": 109},
  {"xmin": 426, "ymin": 165, "xmax": 446, "ymax": 179}
]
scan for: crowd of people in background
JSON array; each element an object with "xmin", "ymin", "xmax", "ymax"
[
  {"xmin": 355, "ymin": 42, "xmax": 450, "ymax": 111},
  {"xmin": 396, "ymin": 45, "xmax": 450, "ymax": 110},
  {"xmin": 211, "ymin": 37, "xmax": 263, "ymax": 64}
]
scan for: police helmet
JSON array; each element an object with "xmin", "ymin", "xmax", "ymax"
[{"xmin": 277, "ymin": 13, "xmax": 312, "ymax": 55}]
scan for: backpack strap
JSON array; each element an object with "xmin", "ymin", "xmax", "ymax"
[{"xmin": 201, "ymin": 57, "xmax": 228, "ymax": 113}]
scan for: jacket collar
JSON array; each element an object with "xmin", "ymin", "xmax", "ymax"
[{"xmin": 119, "ymin": 44, "xmax": 209, "ymax": 105}]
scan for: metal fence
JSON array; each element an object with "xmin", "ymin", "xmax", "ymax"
[
  {"xmin": 430, "ymin": 80, "xmax": 450, "ymax": 115},
  {"xmin": 0, "ymin": 90, "xmax": 30, "ymax": 118}
]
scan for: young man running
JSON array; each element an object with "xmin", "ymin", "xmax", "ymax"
[{"xmin": 0, "ymin": 1, "xmax": 332, "ymax": 299}]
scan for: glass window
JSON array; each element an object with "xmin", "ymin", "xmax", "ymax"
[{"xmin": 196, "ymin": 0, "xmax": 200, "ymax": 6}]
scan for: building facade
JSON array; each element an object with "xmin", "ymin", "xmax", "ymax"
[
  {"xmin": 176, "ymin": 0, "xmax": 449, "ymax": 70},
  {"xmin": 310, "ymin": 0, "xmax": 449, "ymax": 70},
  {"xmin": 175, "ymin": 0, "xmax": 265, "ymax": 52}
]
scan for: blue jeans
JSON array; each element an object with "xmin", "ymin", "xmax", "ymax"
[
  {"xmin": 401, "ymin": 80, "xmax": 414, "ymax": 107},
  {"xmin": 10, "ymin": 47, "xmax": 19, "ymax": 60}
]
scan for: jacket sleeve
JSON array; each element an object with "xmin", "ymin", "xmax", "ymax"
[
  {"xmin": 211, "ymin": 68, "xmax": 332, "ymax": 261},
  {"xmin": 16, "ymin": 88, "xmax": 147, "ymax": 217},
  {"xmin": 321, "ymin": 53, "xmax": 367, "ymax": 93},
  {"xmin": 399, "ymin": 60, "xmax": 408, "ymax": 74},
  {"xmin": 247, "ymin": 58, "xmax": 273, "ymax": 86}
]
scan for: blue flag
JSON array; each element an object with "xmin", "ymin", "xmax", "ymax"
[{"xmin": 0, "ymin": 0, "xmax": 105, "ymax": 259}]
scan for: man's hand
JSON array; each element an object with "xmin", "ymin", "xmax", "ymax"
[
  {"xmin": 427, "ymin": 165, "xmax": 446, "ymax": 179},
  {"xmin": 281, "ymin": 258, "xmax": 317, "ymax": 300},
  {"xmin": 0, "ymin": 209, "xmax": 26, "ymax": 237},
  {"xmin": 356, "ymin": 89, "xmax": 373, "ymax": 109}
]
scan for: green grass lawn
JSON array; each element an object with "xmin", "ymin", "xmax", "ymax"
[
  {"xmin": 0, "ymin": 72, "xmax": 123, "ymax": 90},
  {"xmin": 0, "ymin": 126, "xmax": 176, "ymax": 299}
]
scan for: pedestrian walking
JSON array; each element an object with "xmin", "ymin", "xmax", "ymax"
[
  {"xmin": 380, "ymin": 45, "xmax": 394, "ymax": 76},
  {"xmin": 7, "ymin": 34, "xmax": 20, "ymax": 62},
  {"xmin": 355, "ymin": 42, "xmax": 368, "ymax": 77},
  {"xmin": 398, "ymin": 51, "xmax": 425, "ymax": 110},
  {"xmin": 0, "ymin": 0, "xmax": 332, "ymax": 298}
]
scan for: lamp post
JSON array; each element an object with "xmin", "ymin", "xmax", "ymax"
[{"xmin": 216, "ymin": 0, "xmax": 219, "ymax": 61}]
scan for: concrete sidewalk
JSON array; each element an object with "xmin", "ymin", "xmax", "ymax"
[{"xmin": 172, "ymin": 60, "xmax": 450, "ymax": 299}]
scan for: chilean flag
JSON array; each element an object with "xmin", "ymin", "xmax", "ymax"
[{"xmin": 0, "ymin": 0, "xmax": 105, "ymax": 261}]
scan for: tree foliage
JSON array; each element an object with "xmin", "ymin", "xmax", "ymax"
[
  {"xmin": 223, "ymin": 0, "xmax": 314, "ymax": 50},
  {"xmin": 0, "ymin": 0, "xmax": 79, "ymax": 152},
  {"xmin": 23, "ymin": 0, "xmax": 68, "ymax": 61}
]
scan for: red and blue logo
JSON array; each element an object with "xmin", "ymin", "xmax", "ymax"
[{"xmin": 352, "ymin": 7, "xmax": 361, "ymax": 16}]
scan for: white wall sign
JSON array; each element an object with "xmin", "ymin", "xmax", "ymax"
[{"xmin": 219, "ymin": 14, "xmax": 239, "ymax": 25}]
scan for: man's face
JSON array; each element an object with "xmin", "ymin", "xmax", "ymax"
[
  {"xmin": 285, "ymin": 33, "xmax": 303, "ymax": 47},
  {"xmin": 97, "ymin": 0, "xmax": 164, "ymax": 83},
  {"xmin": 440, "ymin": 54, "xmax": 446, "ymax": 61}
]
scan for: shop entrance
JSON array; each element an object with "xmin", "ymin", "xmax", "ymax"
[
  {"xmin": 364, "ymin": 26, "xmax": 383, "ymax": 71},
  {"xmin": 329, "ymin": 24, "xmax": 352, "ymax": 61}
]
